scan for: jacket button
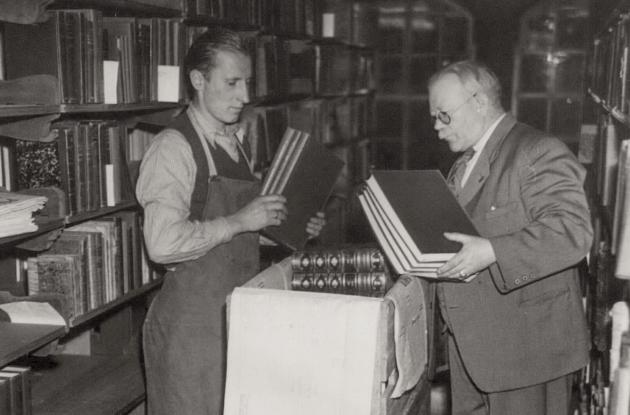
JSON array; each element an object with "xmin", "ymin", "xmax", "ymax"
[
  {"xmin": 522, "ymin": 275, "xmax": 529, "ymax": 281},
  {"xmin": 514, "ymin": 278, "xmax": 521, "ymax": 285}
]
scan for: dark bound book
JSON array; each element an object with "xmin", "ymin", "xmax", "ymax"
[
  {"xmin": 1, "ymin": 366, "xmax": 32, "ymax": 415},
  {"xmin": 290, "ymin": 246, "xmax": 393, "ymax": 297},
  {"xmin": 261, "ymin": 127, "xmax": 344, "ymax": 251},
  {"xmin": 358, "ymin": 170, "xmax": 478, "ymax": 279}
]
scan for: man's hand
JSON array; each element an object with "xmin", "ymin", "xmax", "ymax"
[
  {"xmin": 226, "ymin": 195, "xmax": 287, "ymax": 235},
  {"xmin": 306, "ymin": 211, "xmax": 326, "ymax": 239},
  {"xmin": 437, "ymin": 232, "xmax": 497, "ymax": 281}
]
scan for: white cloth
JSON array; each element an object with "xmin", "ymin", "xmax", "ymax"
[{"xmin": 385, "ymin": 275, "xmax": 427, "ymax": 398}]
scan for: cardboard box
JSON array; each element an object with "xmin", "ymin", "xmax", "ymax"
[{"xmin": 224, "ymin": 258, "xmax": 430, "ymax": 415}]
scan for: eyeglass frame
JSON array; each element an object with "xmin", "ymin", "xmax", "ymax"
[{"xmin": 431, "ymin": 92, "xmax": 478, "ymax": 126}]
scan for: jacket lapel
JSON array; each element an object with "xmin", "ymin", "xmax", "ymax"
[{"xmin": 459, "ymin": 114, "xmax": 517, "ymax": 207}]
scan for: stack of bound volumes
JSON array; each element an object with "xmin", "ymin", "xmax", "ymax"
[
  {"xmin": 358, "ymin": 170, "xmax": 478, "ymax": 279},
  {"xmin": 290, "ymin": 246, "xmax": 393, "ymax": 297},
  {"xmin": 260, "ymin": 127, "xmax": 344, "ymax": 250}
]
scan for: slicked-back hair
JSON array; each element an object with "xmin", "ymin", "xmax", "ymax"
[
  {"xmin": 428, "ymin": 60, "xmax": 503, "ymax": 111},
  {"xmin": 184, "ymin": 27, "xmax": 249, "ymax": 98}
]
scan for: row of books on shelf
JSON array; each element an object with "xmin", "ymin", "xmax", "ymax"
[
  {"xmin": 596, "ymin": 115, "xmax": 630, "ymax": 279},
  {"xmin": 591, "ymin": 14, "xmax": 630, "ymax": 114},
  {"xmin": 15, "ymin": 121, "xmax": 138, "ymax": 217},
  {"xmin": 184, "ymin": 0, "xmax": 378, "ymax": 47},
  {"xmin": 3, "ymin": 96, "xmax": 371, "ymax": 221},
  {"xmin": 0, "ymin": 365, "xmax": 31, "ymax": 415},
  {"xmin": 190, "ymin": 28, "xmax": 375, "ymax": 99},
  {"xmin": 26, "ymin": 211, "xmax": 160, "ymax": 321},
  {"xmin": 1, "ymin": 9, "xmax": 375, "ymax": 107},
  {"xmin": 289, "ymin": 246, "xmax": 394, "ymax": 297},
  {"xmin": 3, "ymin": 11, "xmax": 185, "ymax": 105}
]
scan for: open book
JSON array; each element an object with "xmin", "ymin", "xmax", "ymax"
[
  {"xmin": 358, "ymin": 170, "xmax": 478, "ymax": 279},
  {"xmin": 260, "ymin": 127, "xmax": 344, "ymax": 251}
]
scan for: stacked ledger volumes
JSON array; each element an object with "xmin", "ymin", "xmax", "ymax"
[
  {"xmin": 358, "ymin": 170, "xmax": 478, "ymax": 279},
  {"xmin": 260, "ymin": 127, "xmax": 344, "ymax": 250},
  {"xmin": 290, "ymin": 246, "xmax": 393, "ymax": 297}
]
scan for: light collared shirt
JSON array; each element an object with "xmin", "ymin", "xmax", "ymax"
[
  {"xmin": 136, "ymin": 106, "xmax": 247, "ymax": 264},
  {"xmin": 461, "ymin": 113, "xmax": 506, "ymax": 186}
]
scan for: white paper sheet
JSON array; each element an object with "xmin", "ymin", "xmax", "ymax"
[
  {"xmin": 224, "ymin": 287, "xmax": 382, "ymax": 415},
  {"xmin": 0, "ymin": 301, "xmax": 65, "ymax": 326}
]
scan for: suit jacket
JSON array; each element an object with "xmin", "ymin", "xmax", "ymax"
[{"xmin": 440, "ymin": 114, "xmax": 593, "ymax": 392}]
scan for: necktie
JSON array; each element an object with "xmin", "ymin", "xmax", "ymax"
[{"xmin": 447, "ymin": 148, "xmax": 475, "ymax": 195}]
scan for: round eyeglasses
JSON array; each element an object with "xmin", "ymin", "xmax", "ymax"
[{"xmin": 431, "ymin": 92, "xmax": 478, "ymax": 125}]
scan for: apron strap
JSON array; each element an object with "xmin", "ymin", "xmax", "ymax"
[{"xmin": 168, "ymin": 112, "xmax": 210, "ymax": 222}]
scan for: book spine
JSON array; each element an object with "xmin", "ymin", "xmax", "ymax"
[{"xmin": 291, "ymin": 271, "xmax": 391, "ymax": 297}]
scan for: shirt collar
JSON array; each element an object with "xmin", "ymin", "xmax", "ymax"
[
  {"xmin": 472, "ymin": 113, "xmax": 506, "ymax": 155},
  {"xmin": 187, "ymin": 104, "xmax": 245, "ymax": 144}
]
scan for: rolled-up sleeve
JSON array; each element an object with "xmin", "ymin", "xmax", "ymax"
[{"xmin": 136, "ymin": 129, "xmax": 233, "ymax": 264}]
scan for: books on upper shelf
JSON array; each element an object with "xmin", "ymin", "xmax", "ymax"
[
  {"xmin": 357, "ymin": 170, "xmax": 478, "ymax": 279},
  {"xmin": 260, "ymin": 127, "xmax": 344, "ymax": 251},
  {"xmin": 0, "ymin": 192, "xmax": 47, "ymax": 239}
]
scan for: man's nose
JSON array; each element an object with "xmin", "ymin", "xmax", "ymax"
[{"xmin": 238, "ymin": 82, "xmax": 250, "ymax": 103}]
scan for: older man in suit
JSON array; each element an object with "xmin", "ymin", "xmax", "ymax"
[{"xmin": 427, "ymin": 60, "xmax": 593, "ymax": 415}]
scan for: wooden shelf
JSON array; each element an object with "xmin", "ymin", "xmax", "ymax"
[
  {"xmin": 66, "ymin": 201, "xmax": 139, "ymax": 226},
  {"xmin": 0, "ymin": 218, "xmax": 66, "ymax": 249},
  {"xmin": 50, "ymin": 0, "xmax": 181, "ymax": 17},
  {"xmin": 32, "ymin": 353, "xmax": 144, "ymax": 415},
  {"xmin": 0, "ymin": 322, "xmax": 67, "ymax": 367},
  {"xmin": 0, "ymin": 105, "xmax": 60, "ymax": 118},
  {"xmin": 185, "ymin": 15, "xmax": 261, "ymax": 31},
  {"xmin": 0, "ymin": 202, "xmax": 140, "ymax": 249},
  {"xmin": 59, "ymin": 102, "xmax": 182, "ymax": 114},
  {"xmin": 69, "ymin": 279, "xmax": 162, "ymax": 328}
]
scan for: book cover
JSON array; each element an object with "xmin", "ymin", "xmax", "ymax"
[
  {"xmin": 0, "ymin": 378, "xmax": 11, "ymax": 415},
  {"xmin": 55, "ymin": 123, "xmax": 78, "ymax": 215},
  {"xmin": 47, "ymin": 232, "xmax": 91, "ymax": 315},
  {"xmin": 15, "ymin": 139, "xmax": 61, "ymax": 191},
  {"xmin": 27, "ymin": 254, "xmax": 82, "ymax": 320},
  {"xmin": 261, "ymin": 129, "xmax": 344, "ymax": 251},
  {"xmin": 66, "ymin": 226, "xmax": 106, "ymax": 309},
  {"xmin": 358, "ymin": 170, "xmax": 478, "ymax": 276},
  {"xmin": 0, "ymin": 371, "xmax": 21, "ymax": 415},
  {"xmin": 1, "ymin": 366, "xmax": 32, "ymax": 415}
]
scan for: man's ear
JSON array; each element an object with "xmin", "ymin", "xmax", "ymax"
[
  {"xmin": 474, "ymin": 92, "xmax": 488, "ymax": 112},
  {"xmin": 189, "ymin": 69, "xmax": 206, "ymax": 92}
]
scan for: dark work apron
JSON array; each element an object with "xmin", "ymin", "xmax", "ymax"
[{"xmin": 143, "ymin": 112, "xmax": 260, "ymax": 415}]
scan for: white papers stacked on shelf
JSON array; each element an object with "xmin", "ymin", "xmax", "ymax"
[{"xmin": 0, "ymin": 192, "xmax": 47, "ymax": 238}]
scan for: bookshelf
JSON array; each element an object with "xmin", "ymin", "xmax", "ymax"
[
  {"xmin": 370, "ymin": 0, "xmax": 474, "ymax": 174},
  {"xmin": 0, "ymin": 0, "xmax": 382, "ymax": 413},
  {"xmin": 0, "ymin": 323, "xmax": 67, "ymax": 368},
  {"xmin": 580, "ymin": 1, "xmax": 630, "ymax": 413},
  {"xmin": 511, "ymin": 0, "xmax": 590, "ymax": 155}
]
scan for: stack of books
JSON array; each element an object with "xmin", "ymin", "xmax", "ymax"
[
  {"xmin": 290, "ymin": 246, "xmax": 393, "ymax": 297},
  {"xmin": 0, "ymin": 192, "xmax": 47, "ymax": 238},
  {"xmin": 260, "ymin": 127, "xmax": 344, "ymax": 250},
  {"xmin": 358, "ymin": 170, "xmax": 478, "ymax": 279}
]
